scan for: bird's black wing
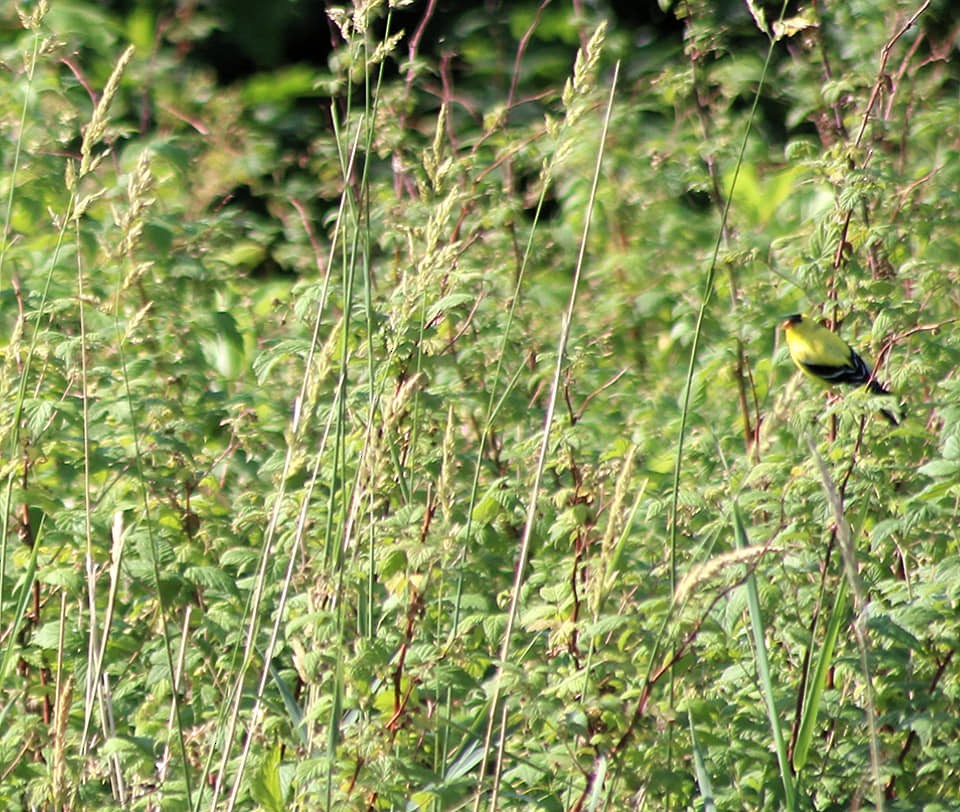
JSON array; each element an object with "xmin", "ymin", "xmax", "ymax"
[
  {"xmin": 801, "ymin": 349, "xmax": 891, "ymax": 395},
  {"xmin": 799, "ymin": 347, "xmax": 870, "ymax": 387}
]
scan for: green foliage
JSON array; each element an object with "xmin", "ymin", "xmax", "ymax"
[{"xmin": 0, "ymin": 0, "xmax": 959, "ymax": 809}]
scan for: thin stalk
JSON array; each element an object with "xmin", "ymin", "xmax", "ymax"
[{"xmin": 483, "ymin": 60, "xmax": 620, "ymax": 812}]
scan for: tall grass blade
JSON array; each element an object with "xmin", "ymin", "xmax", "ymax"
[{"xmin": 734, "ymin": 502, "xmax": 797, "ymax": 810}]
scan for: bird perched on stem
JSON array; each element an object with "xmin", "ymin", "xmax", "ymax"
[{"xmin": 781, "ymin": 313, "xmax": 898, "ymax": 425}]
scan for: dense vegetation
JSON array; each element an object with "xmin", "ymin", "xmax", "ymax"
[{"xmin": 1, "ymin": 0, "xmax": 959, "ymax": 809}]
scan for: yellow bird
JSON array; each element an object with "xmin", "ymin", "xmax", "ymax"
[{"xmin": 781, "ymin": 313, "xmax": 898, "ymax": 424}]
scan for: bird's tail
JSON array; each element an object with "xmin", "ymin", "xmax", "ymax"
[
  {"xmin": 868, "ymin": 381, "xmax": 899, "ymax": 424},
  {"xmin": 879, "ymin": 406, "xmax": 899, "ymax": 426},
  {"xmin": 865, "ymin": 378, "xmax": 899, "ymax": 424}
]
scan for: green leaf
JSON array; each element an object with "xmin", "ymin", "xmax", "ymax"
[{"xmin": 249, "ymin": 743, "xmax": 285, "ymax": 812}]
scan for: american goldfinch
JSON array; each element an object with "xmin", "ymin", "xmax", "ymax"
[{"xmin": 781, "ymin": 313, "xmax": 898, "ymax": 424}]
